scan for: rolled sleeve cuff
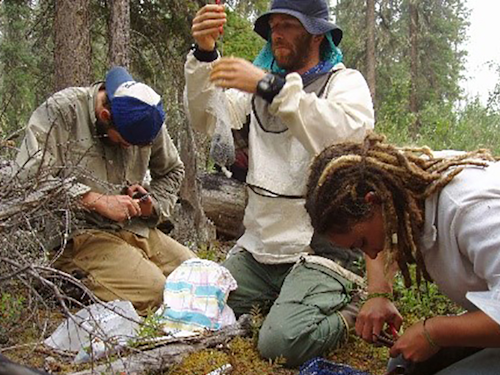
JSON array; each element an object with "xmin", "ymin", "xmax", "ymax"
[
  {"xmin": 68, "ymin": 182, "xmax": 92, "ymax": 198},
  {"xmin": 193, "ymin": 45, "xmax": 219, "ymax": 62}
]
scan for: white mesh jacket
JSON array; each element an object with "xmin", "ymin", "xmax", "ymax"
[{"xmin": 184, "ymin": 51, "xmax": 374, "ymax": 263}]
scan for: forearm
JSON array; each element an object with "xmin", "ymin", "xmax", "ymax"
[
  {"xmin": 429, "ymin": 311, "xmax": 500, "ymax": 348},
  {"xmin": 366, "ymin": 252, "xmax": 396, "ymax": 293},
  {"xmin": 184, "ymin": 51, "xmax": 219, "ymax": 135},
  {"xmin": 80, "ymin": 191, "xmax": 102, "ymax": 210}
]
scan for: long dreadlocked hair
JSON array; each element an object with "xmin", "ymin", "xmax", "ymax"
[{"xmin": 305, "ymin": 132, "xmax": 495, "ymax": 286}]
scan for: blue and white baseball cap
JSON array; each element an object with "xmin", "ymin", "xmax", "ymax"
[{"xmin": 105, "ymin": 66, "xmax": 165, "ymax": 145}]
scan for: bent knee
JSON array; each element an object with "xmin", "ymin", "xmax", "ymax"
[
  {"xmin": 257, "ymin": 311, "xmax": 346, "ymax": 368},
  {"xmin": 132, "ymin": 275, "xmax": 165, "ymax": 315},
  {"xmin": 258, "ymin": 323, "xmax": 314, "ymax": 368},
  {"xmin": 90, "ymin": 272, "xmax": 166, "ymax": 316}
]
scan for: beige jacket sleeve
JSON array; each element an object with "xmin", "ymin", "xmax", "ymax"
[
  {"xmin": 270, "ymin": 69, "xmax": 374, "ymax": 154},
  {"xmin": 184, "ymin": 51, "xmax": 252, "ymax": 136},
  {"xmin": 15, "ymin": 92, "xmax": 92, "ymax": 197},
  {"xmin": 147, "ymin": 127, "xmax": 185, "ymax": 223},
  {"xmin": 184, "ymin": 52, "xmax": 374, "ymax": 154}
]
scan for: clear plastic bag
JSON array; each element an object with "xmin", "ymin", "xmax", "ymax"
[
  {"xmin": 208, "ymin": 89, "xmax": 235, "ymax": 167},
  {"xmin": 44, "ymin": 300, "xmax": 141, "ymax": 363}
]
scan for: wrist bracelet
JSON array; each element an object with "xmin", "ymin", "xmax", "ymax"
[
  {"xmin": 422, "ymin": 318, "xmax": 441, "ymax": 350},
  {"xmin": 365, "ymin": 292, "xmax": 393, "ymax": 301}
]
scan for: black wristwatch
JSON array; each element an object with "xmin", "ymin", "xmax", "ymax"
[{"xmin": 256, "ymin": 73, "xmax": 285, "ymax": 103}]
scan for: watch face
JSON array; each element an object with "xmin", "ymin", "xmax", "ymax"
[
  {"xmin": 258, "ymin": 74, "xmax": 275, "ymax": 93},
  {"xmin": 259, "ymin": 80, "xmax": 271, "ymax": 91}
]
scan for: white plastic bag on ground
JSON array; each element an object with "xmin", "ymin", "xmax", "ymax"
[
  {"xmin": 44, "ymin": 300, "xmax": 141, "ymax": 363},
  {"xmin": 156, "ymin": 258, "xmax": 237, "ymax": 335}
]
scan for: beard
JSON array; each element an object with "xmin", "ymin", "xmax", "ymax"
[{"xmin": 272, "ymin": 32, "xmax": 314, "ymax": 72}]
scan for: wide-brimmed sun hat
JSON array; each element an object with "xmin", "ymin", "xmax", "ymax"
[{"xmin": 254, "ymin": 0, "xmax": 342, "ymax": 46}]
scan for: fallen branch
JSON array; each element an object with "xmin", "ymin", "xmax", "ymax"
[
  {"xmin": 200, "ymin": 172, "xmax": 246, "ymax": 239},
  {"xmin": 68, "ymin": 315, "xmax": 253, "ymax": 375}
]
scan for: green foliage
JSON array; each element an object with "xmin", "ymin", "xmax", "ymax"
[
  {"xmin": 334, "ymin": 0, "xmax": 490, "ymax": 150},
  {"xmin": 0, "ymin": 291, "xmax": 25, "ymax": 341},
  {"xmin": 379, "ymin": 98, "xmax": 500, "ymax": 154},
  {"xmin": 196, "ymin": 242, "xmax": 219, "ymax": 261},
  {"xmin": 166, "ymin": 336, "xmax": 288, "ymax": 375},
  {"xmin": 227, "ymin": 0, "xmax": 270, "ymax": 20},
  {"xmin": 135, "ymin": 310, "xmax": 165, "ymax": 340},
  {"xmin": 167, "ymin": 349, "xmax": 230, "ymax": 375},
  {"xmin": 487, "ymin": 62, "xmax": 500, "ymax": 113},
  {"xmin": 0, "ymin": 291, "xmax": 24, "ymax": 323},
  {"xmin": 223, "ymin": 9, "xmax": 265, "ymax": 61},
  {"xmin": 249, "ymin": 304, "xmax": 264, "ymax": 347},
  {"xmin": 393, "ymin": 265, "xmax": 463, "ymax": 317},
  {"xmin": 0, "ymin": 0, "xmax": 41, "ymax": 135}
]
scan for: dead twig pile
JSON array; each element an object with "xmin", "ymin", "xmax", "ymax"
[{"xmin": 0, "ymin": 152, "xmax": 103, "ymax": 345}]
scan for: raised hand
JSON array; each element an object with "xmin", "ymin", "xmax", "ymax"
[
  {"xmin": 210, "ymin": 57, "xmax": 266, "ymax": 93},
  {"xmin": 192, "ymin": 4, "xmax": 226, "ymax": 52}
]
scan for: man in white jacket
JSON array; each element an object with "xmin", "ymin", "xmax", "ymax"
[{"xmin": 185, "ymin": 0, "xmax": 374, "ymax": 366}]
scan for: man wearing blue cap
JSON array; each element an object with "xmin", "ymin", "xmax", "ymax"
[
  {"xmin": 16, "ymin": 67, "xmax": 196, "ymax": 315},
  {"xmin": 185, "ymin": 0, "xmax": 374, "ymax": 367}
]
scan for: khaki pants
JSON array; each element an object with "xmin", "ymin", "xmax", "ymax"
[{"xmin": 54, "ymin": 228, "xmax": 196, "ymax": 315}]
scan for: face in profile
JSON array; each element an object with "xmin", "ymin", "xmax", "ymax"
[
  {"xmin": 106, "ymin": 127, "xmax": 132, "ymax": 148},
  {"xmin": 327, "ymin": 203, "xmax": 386, "ymax": 259}
]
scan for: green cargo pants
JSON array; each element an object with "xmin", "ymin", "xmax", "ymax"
[{"xmin": 222, "ymin": 249, "xmax": 352, "ymax": 367}]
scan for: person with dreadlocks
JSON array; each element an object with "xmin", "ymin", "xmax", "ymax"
[
  {"xmin": 184, "ymin": 0, "xmax": 374, "ymax": 367},
  {"xmin": 305, "ymin": 133, "xmax": 500, "ymax": 374}
]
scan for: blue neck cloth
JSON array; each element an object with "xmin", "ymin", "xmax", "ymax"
[{"xmin": 253, "ymin": 32, "xmax": 343, "ymax": 83}]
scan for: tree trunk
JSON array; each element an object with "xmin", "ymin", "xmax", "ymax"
[
  {"xmin": 170, "ymin": 123, "xmax": 216, "ymax": 246},
  {"xmin": 54, "ymin": 0, "xmax": 92, "ymax": 91},
  {"xmin": 409, "ymin": 0, "xmax": 420, "ymax": 134},
  {"xmin": 366, "ymin": 0, "xmax": 376, "ymax": 105},
  {"xmin": 108, "ymin": 0, "xmax": 130, "ymax": 68}
]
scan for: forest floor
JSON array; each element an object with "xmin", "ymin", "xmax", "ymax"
[
  {"xmin": 1, "ymin": 306, "xmax": 392, "ymax": 375},
  {"xmin": 0, "ymin": 240, "xmax": 460, "ymax": 375}
]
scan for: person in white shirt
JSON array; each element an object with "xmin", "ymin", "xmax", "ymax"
[{"xmin": 305, "ymin": 132, "xmax": 500, "ymax": 375}]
